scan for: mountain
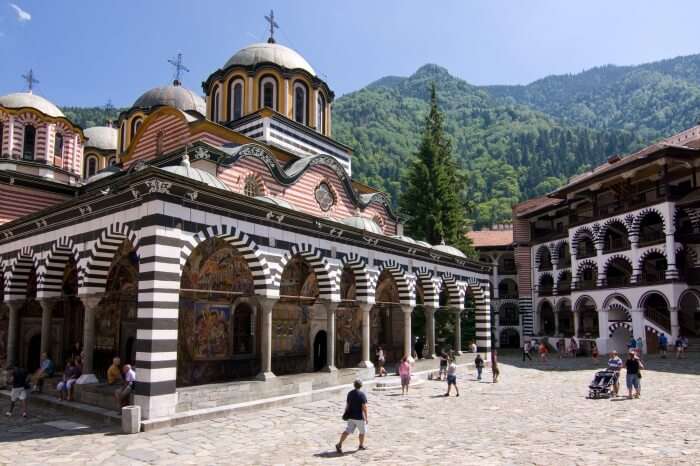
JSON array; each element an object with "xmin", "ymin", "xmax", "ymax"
[
  {"xmin": 485, "ymin": 54, "xmax": 700, "ymax": 141},
  {"xmin": 333, "ymin": 64, "xmax": 642, "ymax": 228}
]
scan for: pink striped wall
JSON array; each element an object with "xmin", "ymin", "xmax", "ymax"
[
  {"xmin": 0, "ymin": 184, "xmax": 71, "ymax": 225},
  {"xmin": 125, "ymin": 114, "xmax": 189, "ymax": 167}
]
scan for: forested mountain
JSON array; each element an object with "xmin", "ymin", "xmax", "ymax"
[
  {"xmin": 61, "ymin": 106, "xmax": 123, "ymax": 129},
  {"xmin": 60, "ymin": 53, "xmax": 700, "ymax": 228},
  {"xmin": 333, "ymin": 64, "xmax": 642, "ymax": 228}
]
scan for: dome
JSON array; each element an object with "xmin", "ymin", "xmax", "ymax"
[
  {"xmin": 84, "ymin": 165, "xmax": 120, "ymax": 184},
  {"xmin": 224, "ymin": 42, "xmax": 315, "ymax": 76},
  {"xmin": 433, "ymin": 244, "xmax": 467, "ymax": 258},
  {"xmin": 254, "ymin": 195, "xmax": 296, "ymax": 210},
  {"xmin": 340, "ymin": 216, "xmax": 384, "ymax": 235},
  {"xmin": 160, "ymin": 160, "xmax": 231, "ymax": 191},
  {"xmin": 84, "ymin": 126, "xmax": 117, "ymax": 151},
  {"xmin": 0, "ymin": 92, "xmax": 64, "ymax": 118},
  {"xmin": 133, "ymin": 82, "xmax": 206, "ymax": 115}
]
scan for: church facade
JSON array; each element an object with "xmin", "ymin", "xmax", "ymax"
[{"xmin": 0, "ymin": 35, "xmax": 490, "ymax": 420}]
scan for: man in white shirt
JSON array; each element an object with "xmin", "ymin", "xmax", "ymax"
[{"xmin": 114, "ymin": 364, "xmax": 136, "ymax": 411}]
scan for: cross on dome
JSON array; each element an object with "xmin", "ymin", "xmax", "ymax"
[
  {"xmin": 21, "ymin": 69, "xmax": 39, "ymax": 93},
  {"xmin": 264, "ymin": 9, "xmax": 279, "ymax": 44},
  {"xmin": 168, "ymin": 52, "xmax": 190, "ymax": 86}
]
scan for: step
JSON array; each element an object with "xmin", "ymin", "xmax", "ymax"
[
  {"xmin": 372, "ymin": 377, "xmax": 425, "ymax": 391},
  {"xmin": 0, "ymin": 390, "xmax": 120, "ymax": 426}
]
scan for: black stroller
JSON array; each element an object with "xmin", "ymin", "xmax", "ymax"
[{"xmin": 588, "ymin": 369, "xmax": 619, "ymax": 399}]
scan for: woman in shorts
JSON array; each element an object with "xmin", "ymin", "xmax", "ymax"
[
  {"xmin": 398, "ymin": 355, "xmax": 411, "ymax": 395},
  {"xmin": 444, "ymin": 358, "xmax": 459, "ymax": 397}
]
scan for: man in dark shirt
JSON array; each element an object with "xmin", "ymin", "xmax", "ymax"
[
  {"xmin": 335, "ymin": 379, "xmax": 368, "ymax": 454},
  {"xmin": 6, "ymin": 365, "xmax": 29, "ymax": 417},
  {"xmin": 625, "ymin": 351, "xmax": 644, "ymax": 399}
]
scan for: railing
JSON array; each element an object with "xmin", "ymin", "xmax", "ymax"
[
  {"xmin": 640, "ymin": 271, "xmax": 666, "ymax": 284},
  {"xmin": 644, "ymin": 308, "xmax": 670, "ymax": 332},
  {"xmin": 602, "ymin": 242, "xmax": 631, "ymax": 254},
  {"xmin": 557, "ymin": 285, "xmax": 571, "ymax": 295},
  {"xmin": 605, "ymin": 276, "xmax": 632, "ymax": 287},
  {"xmin": 499, "ymin": 293, "xmax": 519, "ymax": 299},
  {"xmin": 538, "ymin": 287, "xmax": 553, "ymax": 296},
  {"xmin": 499, "ymin": 316, "xmax": 520, "ymax": 326},
  {"xmin": 576, "ymin": 249, "xmax": 596, "ymax": 259},
  {"xmin": 574, "ymin": 281, "xmax": 597, "ymax": 291}
]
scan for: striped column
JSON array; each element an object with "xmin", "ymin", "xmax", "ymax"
[
  {"xmin": 6, "ymin": 302, "xmax": 19, "ymax": 366},
  {"xmin": 134, "ymin": 224, "xmax": 182, "ymax": 420},
  {"xmin": 520, "ymin": 297, "xmax": 534, "ymax": 336},
  {"xmin": 474, "ymin": 285, "xmax": 492, "ymax": 356}
]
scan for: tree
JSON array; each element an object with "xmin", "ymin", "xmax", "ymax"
[{"xmin": 399, "ymin": 83, "xmax": 472, "ymax": 255}]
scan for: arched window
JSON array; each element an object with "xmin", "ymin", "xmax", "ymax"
[
  {"xmin": 260, "ymin": 77, "xmax": 277, "ymax": 110},
  {"xmin": 294, "ymin": 82, "xmax": 307, "ymax": 124},
  {"xmin": 211, "ymin": 86, "xmax": 220, "ymax": 122},
  {"xmin": 108, "ymin": 157, "xmax": 117, "ymax": 167},
  {"xmin": 120, "ymin": 123, "xmax": 126, "ymax": 152},
  {"xmin": 85, "ymin": 156, "xmax": 98, "ymax": 178},
  {"xmin": 243, "ymin": 175, "xmax": 261, "ymax": 197},
  {"xmin": 54, "ymin": 132, "xmax": 64, "ymax": 158},
  {"xmin": 22, "ymin": 124, "xmax": 36, "ymax": 161},
  {"xmin": 228, "ymin": 79, "xmax": 244, "ymax": 121},
  {"xmin": 130, "ymin": 117, "xmax": 143, "ymax": 140},
  {"xmin": 316, "ymin": 93, "xmax": 326, "ymax": 133}
]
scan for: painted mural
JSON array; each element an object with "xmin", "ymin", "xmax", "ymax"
[{"xmin": 178, "ymin": 238, "xmax": 258, "ymax": 386}]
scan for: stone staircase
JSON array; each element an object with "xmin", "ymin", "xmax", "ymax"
[{"xmin": 686, "ymin": 337, "xmax": 700, "ymax": 352}]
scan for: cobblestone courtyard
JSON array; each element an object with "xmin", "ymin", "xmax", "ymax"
[{"xmin": 2, "ymin": 353, "xmax": 700, "ymax": 465}]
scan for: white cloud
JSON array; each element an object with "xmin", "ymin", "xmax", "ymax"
[{"xmin": 9, "ymin": 3, "xmax": 31, "ymax": 22}]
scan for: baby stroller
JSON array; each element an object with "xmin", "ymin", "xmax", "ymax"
[{"xmin": 588, "ymin": 369, "xmax": 619, "ymax": 399}]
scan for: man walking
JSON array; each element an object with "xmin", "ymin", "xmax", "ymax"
[
  {"xmin": 6, "ymin": 365, "xmax": 29, "ymax": 417},
  {"xmin": 336, "ymin": 379, "xmax": 368, "ymax": 453},
  {"xmin": 522, "ymin": 341, "xmax": 532, "ymax": 361},
  {"xmin": 658, "ymin": 333, "xmax": 668, "ymax": 358}
]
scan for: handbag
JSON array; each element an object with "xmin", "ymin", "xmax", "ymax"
[{"xmin": 342, "ymin": 408, "xmax": 350, "ymax": 421}]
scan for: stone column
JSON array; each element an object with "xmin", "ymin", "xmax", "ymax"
[
  {"xmin": 670, "ymin": 306, "xmax": 680, "ymax": 342},
  {"xmin": 400, "ymin": 305, "xmax": 412, "ymax": 361},
  {"xmin": 6, "ymin": 302, "xmax": 20, "ymax": 366},
  {"xmin": 554, "ymin": 309, "xmax": 560, "ymax": 337},
  {"xmin": 573, "ymin": 311, "xmax": 580, "ymax": 338},
  {"xmin": 77, "ymin": 295, "xmax": 100, "ymax": 384},
  {"xmin": 424, "ymin": 306, "xmax": 437, "ymax": 358},
  {"xmin": 665, "ymin": 226, "xmax": 678, "ymax": 279},
  {"xmin": 358, "ymin": 303, "xmax": 374, "ymax": 368},
  {"xmin": 595, "ymin": 243, "xmax": 605, "ymax": 287},
  {"xmin": 597, "ymin": 308, "xmax": 609, "ymax": 354},
  {"xmin": 630, "ymin": 234, "xmax": 640, "ymax": 283},
  {"xmin": 454, "ymin": 310, "xmax": 463, "ymax": 355},
  {"xmin": 256, "ymin": 298, "xmax": 276, "ymax": 381},
  {"xmin": 323, "ymin": 303, "xmax": 338, "ymax": 372},
  {"xmin": 39, "ymin": 299, "xmax": 55, "ymax": 359}
]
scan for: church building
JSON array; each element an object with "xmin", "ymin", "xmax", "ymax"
[{"xmin": 0, "ymin": 24, "xmax": 490, "ymax": 421}]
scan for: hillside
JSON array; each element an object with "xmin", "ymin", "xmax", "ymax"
[
  {"xmin": 485, "ymin": 54, "xmax": 700, "ymax": 140},
  {"xmin": 333, "ymin": 65, "xmax": 641, "ymax": 228}
]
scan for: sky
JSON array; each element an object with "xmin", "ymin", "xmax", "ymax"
[{"xmin": 2, "ymin": 0, "xmax": 700, "ymax": 107}]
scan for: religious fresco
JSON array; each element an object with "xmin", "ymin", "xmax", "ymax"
[
  {"xmin": 370, "ymin": 271, "xmax": 401, "ymax": 361},
  {"xmin": 336, "ymin": 267, "xmax": 361, "ymax": 367},
  {"xmin": 177, "ymin": 238, "xmax": 258, "ymax": 386}
]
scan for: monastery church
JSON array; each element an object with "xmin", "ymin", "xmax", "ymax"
[{"xmin": 0, "ymin": 21, "xmax": 490, "ymax": 420}]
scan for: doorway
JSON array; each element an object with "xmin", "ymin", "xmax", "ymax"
[
  {"xmin": 27, "ymin": 333, "xmax": 42, "ymax": 373},
  {"xmin": 313, "ymin": 330, "xmax": 327, "ymax": 371}
]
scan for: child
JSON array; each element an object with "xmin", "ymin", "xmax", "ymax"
[
  {"xmin": 474, "ymin": 353, "xmax": 484, "ymax": 380},
  {"xmin": 591, "ymin": 341, "xmax": 599, "ymax": 361}
]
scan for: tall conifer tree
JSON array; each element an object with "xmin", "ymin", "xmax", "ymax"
[{"xmin": 400, "ymin": 84, "xmax": 472, "ymax": 255}]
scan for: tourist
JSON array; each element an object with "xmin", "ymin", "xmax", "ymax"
[
  {"xmin": 538, "ymin": 342, "xmax": 549, "ymax": 362},
  {"xmin": 556, "ymin": 339, "xmax": 564, "ymax": 359},
  {"xmin": 439, "ymin": 351, "xmax": 448, "ymax": 381},
  {"xmin": 5, "ymin": 365, "xmax": 29, "ymax": 417},
  {"xmin": 636, "ymin": 337, "xmax": 644, "ymax": 354},
  {"xmin": 530, "ymin": 339, "xmax": 538, "ymax": 356},
  {"xmin": 569, "ymin": 337, "xmax": 578, "ymax": 358},
  {"xmin": 68, "ymin": 341, "xmax": 82, "ymax": 362},
  {"xmin": 115, "ymin": 364, "xmax": 136, "ymax": 410},
  {"xmin": 675, "ymin": 336, "xmax": 683, "ymax": 359},
  {"xmin": 628, "ymin": 337, "xmax": 636, "ymax": 351},
  {"xmin": 335, "ymin": 379, "xmax": 368, "ymax": 454},
  {"xmin": 492, "ymin": 350, "xmax": 500, "ymax": 383},
  {"xmin": 107, "ymin": 357, "xmax": 122, "ymax": 385},
  {"xmin": 625, "ymin": 351, "xmax": 644, "ymax": 399},
  {"xmin": 475, "ymin": 353, "xmax": 484, "ymax": 380},
  {"xmin": 444, "ymin": 357, "xmax": 460, "ymax": 397},
  {"xmin": 682, "ymin": 336, "xmax": 689, "ymax": 358},
  {"xmin": 607, "ymin": 351, "xmax": 623, "ymax": 396},
  {"xmin": 658, "ymin": 333, "xmax": 668, "ymax": 358},
  {"xmin": 57, "ymin": 359, "xmax": 81, "ymax": 401},
  {"xmin": 414, "ymin": 337, "xmax": 424, "ymax": 360},
  {"xmin": 469, "ymin": 341, "xmax": 477, "ymax": 353},
  {"xmin": 522, "ymin": 341, "xmax": 532, "ymax": 361},
  {"xmin": 398, "ymin": 355, "xmax": 411, "ymax": 395},
  {"xmin": 30, "ymin": 352, "xmax": 55, "ymax": 393},
  {"xmin": 375, "ymin": 346, "xmax": 386, "ymax": 377},
  {"xmin": 591, "ymin": 341, "xmax": 599, "ymax": 361}
]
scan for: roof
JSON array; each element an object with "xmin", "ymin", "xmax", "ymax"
[
  {"xmin": 224, "ymin": 42, "xmax": 315, "ymax": 76},
  {"xmin": 466, "ymin": 229, "xmax": 514, "ymax": 248},
  {"xmin": 432, "ymin": 244, "xmax": 467, "ymax": 258},
  {"xmin": 84, "ymin": 126, "xmax": 117, "ymax": 151},
  {"xmin": 159, "ymin": 162, "xmax": 230, "ymax": 191},
  {"xmin": 133, "ymin": 82, "xmax": 206, "ymax": 115},
  {"xmin": 513, "ymin": 196, "xmax": 563, "ymax": 218},
  {"xmin": 0, "ymin": 92, "xmax": 64, "ymax": 118},
  {"xmin": 340, "ymin": 216, "xmax": 384, "ymax": 235}
]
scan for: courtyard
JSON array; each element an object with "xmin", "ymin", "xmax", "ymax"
[{"xmin": 2, "ymin": 353, "xmax": 700, "ymax": 465}]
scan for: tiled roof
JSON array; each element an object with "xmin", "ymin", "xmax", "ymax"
[
  {"xmin": 513, "ymin": 196, "xmax": 563, "ymax": 217},
  {"xmin": 466, "ymin": 229, "xmax": 514, "ymax": 248}
]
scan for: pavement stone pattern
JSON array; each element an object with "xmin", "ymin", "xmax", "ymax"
[{"xmin": 2, "ymin": 352, "xmax": 700, "ymax": 465}]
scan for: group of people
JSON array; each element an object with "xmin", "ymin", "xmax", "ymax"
[
  {"xmin": 4, "ymin": 353, "xmax": 136, "ymax": 417},
  {"xmin": 655, "ymin": 333, "xmax": 690, "ymax": 359},
  {"xmin": 606, "ymin": 350, "xmax": 645, "ymax": 399}
]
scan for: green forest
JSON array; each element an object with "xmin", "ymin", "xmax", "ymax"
[{"xmin": 62, "ymin": 53, "xmax": 700, "ymax": 229}]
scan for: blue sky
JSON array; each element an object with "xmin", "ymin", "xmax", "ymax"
[{"xmin": 2, "ymin": 0, "xmax": 700, "ymax": 107}]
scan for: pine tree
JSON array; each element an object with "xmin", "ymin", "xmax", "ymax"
[{"xmin": 399, "ymin": 83, "xmax": 472, "ymax": 255}]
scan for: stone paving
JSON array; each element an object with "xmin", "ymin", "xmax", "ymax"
[{"xmin": 2, "ymin": 352, "xmax": 700, "ymax": 465}]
